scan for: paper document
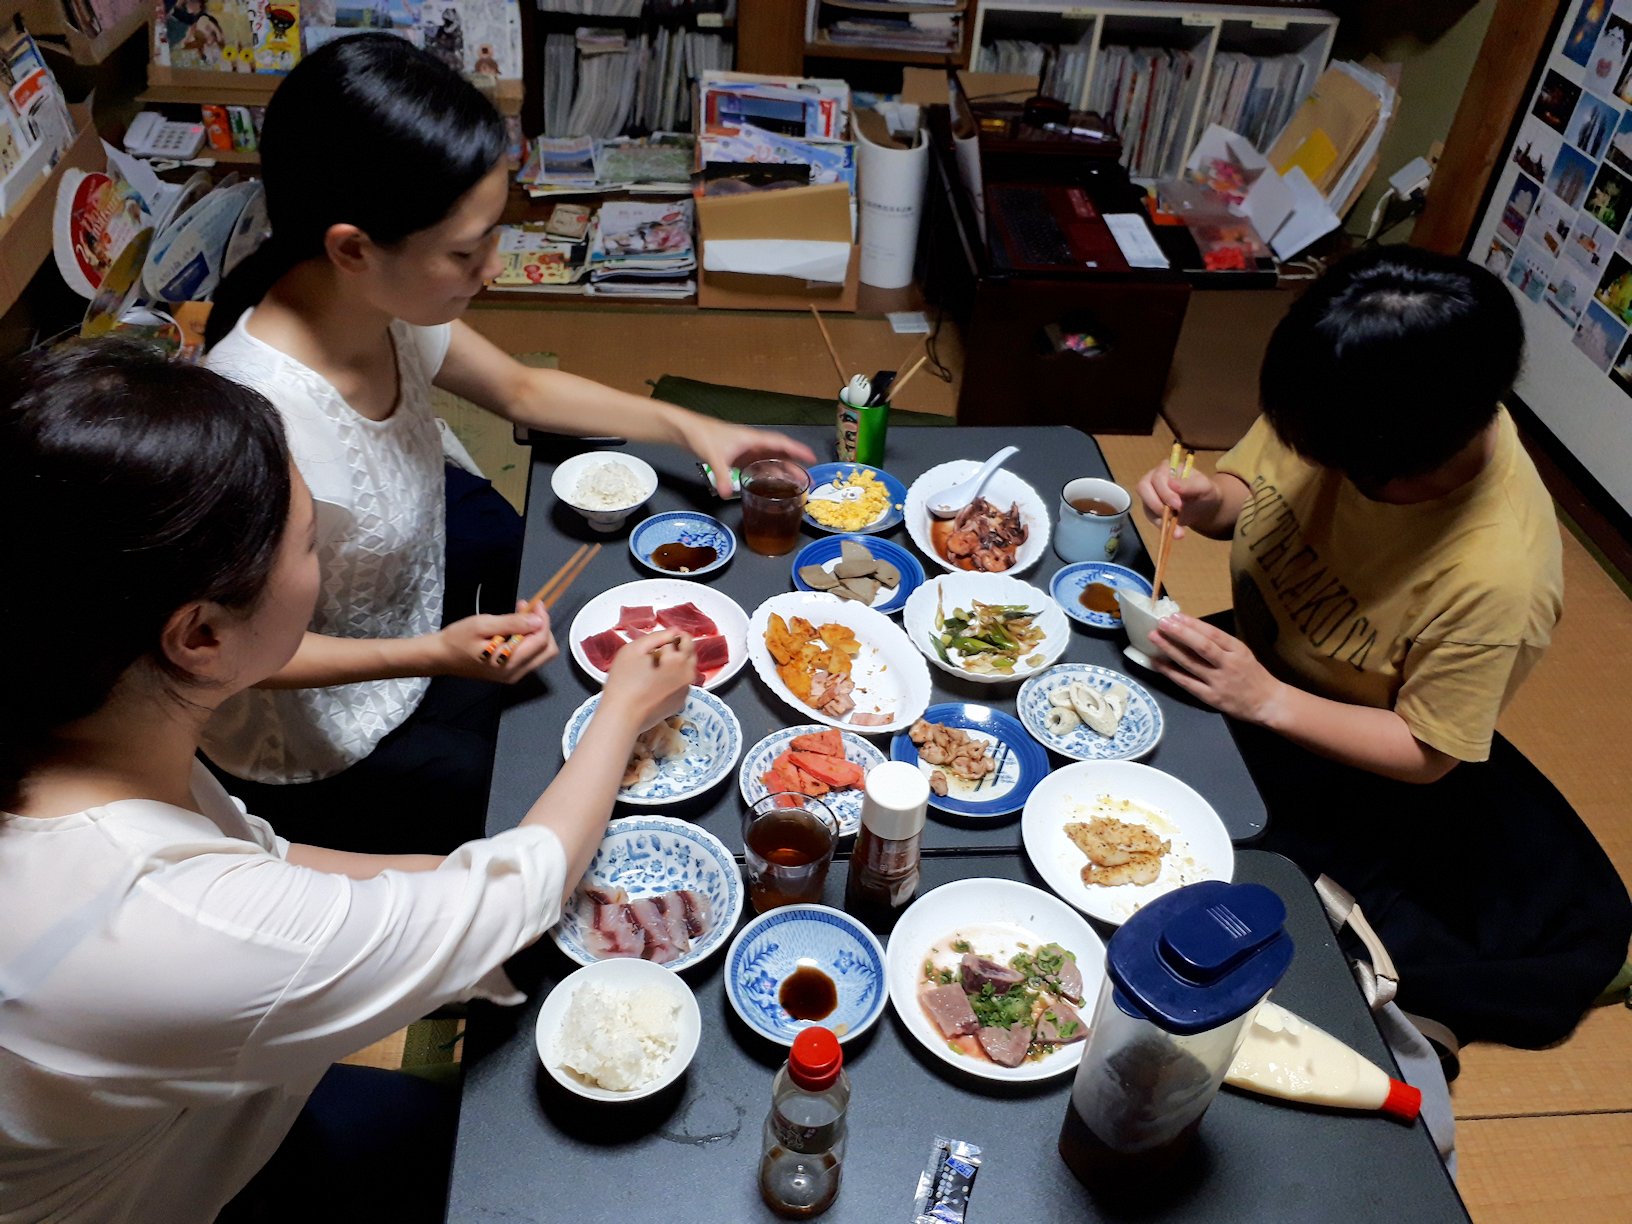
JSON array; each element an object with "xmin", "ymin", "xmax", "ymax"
[
  {"xmin": 702, "ymin": 239, "xmax": 851, "ymax": 284},
  {"xmin": 1105, "ymin": 214, "xmax": 1170, "ymax": 269},
  {"xmin": 855, "ymin": 109, "xmax": 928, "ymax": 290},
  {"xmin": 1269, "ymin": 167, "xmax": 1341, "ymax": 260}
]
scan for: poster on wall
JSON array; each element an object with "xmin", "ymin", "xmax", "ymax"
[{"xmin": 1469, "ymin": 0, "xmax": 1632, "ymax": 517}]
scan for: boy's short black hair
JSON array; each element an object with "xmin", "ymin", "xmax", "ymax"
[{"xmin": 1259, "ymin": 245, "xmax": 1523, "ymax": 489}]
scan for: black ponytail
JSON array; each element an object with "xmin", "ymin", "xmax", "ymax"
[
  {"xmin": 206, "ymin": 33, "xmax": 508, "ymax": 348},
  {"xmin": 0, "ymin": 338, "xmax": 292, "ymax": 809}
]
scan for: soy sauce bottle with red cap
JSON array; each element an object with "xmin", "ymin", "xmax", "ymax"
[{"xmin": 759, "ymin": 1026, "xmax": 849, "ymax": 1218}]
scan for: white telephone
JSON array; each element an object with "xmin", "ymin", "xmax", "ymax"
[{"xmin": 124, "ymin": 112, "xmax": 206, "ymax": 161}]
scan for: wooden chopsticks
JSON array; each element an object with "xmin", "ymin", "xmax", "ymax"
[
  {"xmin": 886, "ymin": 352, "xmax": 930, "ymax": 404},
  {"xmin": 482, "ymin": 542, "xmax": 601, "ymax": 664},
  {"xmin": 810, "ymin": 306, "xmax": 847, "ymax": 385},
  {"xmin": 1151, "ymin": 444, "xmax": 1194, "ymax": 602}
]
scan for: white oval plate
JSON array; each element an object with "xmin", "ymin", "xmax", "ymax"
[
  {"xmin": 747, "ymin": 591, "xmax": 931, "ymax": 735},
  {"xmin": 569, "ymin": 578, "xmax": 749, "ymax": 691},
  {"xmin": 885, "ymin": 878, "xmax": 1105, "ymax": 1083},
  {"xmin": 551, "ymin": 815, "xmax": 743, "ymax": 971},
  {"xmin": 562, "ymin": 687, "xmax": 741, "ymax": 806},
  {"xmin": 904, "ymin": 460, "xmax": 1051, "ymax": 576},
  {"xmin": 902, "ymin": 572, "xmax": 1069, "ymax": 686},
  {"xmin": 738, "ymin": 725, "xmax": 886, "ymax": 838},
  {"xmin": 1016, "ymin": 663, "xmax": 1164, "ymax": 761},
  {"xmin": 535, "ymin": 957, "xmax": 702, "ymax": 1101},
  {"xmin": 1021, "ymin": 759, "xmax": 1235, "ymax": 926}
]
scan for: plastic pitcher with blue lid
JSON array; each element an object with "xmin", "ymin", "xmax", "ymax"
[{"xmin": 1060, "ymin": 880, "xmax": 1294, "ymax": 1192}]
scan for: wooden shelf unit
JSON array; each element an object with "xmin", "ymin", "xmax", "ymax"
[
  {"xmin": 14, "ymin": 0, "xmax": 147, "ymax": 67},
  {"xmin": 0, "ymin": 101, "xmax": 100, "ymax": 316}
]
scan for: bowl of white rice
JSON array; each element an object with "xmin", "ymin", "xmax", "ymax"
[
  {"xmin": 535, "ymin": 957, "xmax": 702, "ymax": 1101},
  {"xmin": 551, "ymin": 450, "xmax": 660, "ymax": 533}
]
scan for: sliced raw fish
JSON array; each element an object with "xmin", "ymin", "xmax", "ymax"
[
  {"xmin": 1034, "ymin": 999, "xmax": 1087, "ymax": 1045},
  {"xmin": 1039, "ymin": 943, "xmax": 1084, "ymax": 1003},
  {"xmin": 655, "ymin": 602, "xmax": 718, "ymax": 636},
  {"xmin": 629, "ymin": 895, "xmax": 690, "ymax": 964},
  {"xmin": 673, "ymin": 889, "xmax": 714, "ymax": 940},
  {"xmin": 977, "ymin": 1024, "xmax": 1032, "ymax": 1067},
  {"xmin": 921, "ymin": 983, "xmax": 980, "ymax": 1038},
  {"xmin": 583, "ymin": 901, "xmax": 646, "ymax": 959},
  {"xmin": 961, "ymin": 954, "xmax": 1024, "ymax": 995},
  {"xmin": 693, "ymin": 634, "xmax": 730, "ymax": 672},
  {"xmin": 617, "ymin": 605, "xmax": 658, "ymax": 633},
  {"xmin": 581, "ymin": 628, "xmax": 630, "ymax": 672},
  {"xmin": 581, "ymin": 885, "xmax": 626, "ymax": 907}
]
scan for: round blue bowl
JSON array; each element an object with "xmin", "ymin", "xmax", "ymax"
[
  {"xmin": 889, "ymin": 702, "xmax": 1050, "ymax": 819},
  {"xmin": 724, "ymin": 904, "xmax": 887, "ymax": 1045},
  {"xmin": 789, "ymin": 533, "xmax": 924, "ymax": 615},
  {"xmin": 1051, "ymin": 561, "xmax": 1154, "ymax": 630},
  {"xmin": 629, "ymin": 511, "xmax": 735, "ymax": 578},
  {"xmin": 802, "ymin": 463, "xmax": 908, "ymax": 535}
]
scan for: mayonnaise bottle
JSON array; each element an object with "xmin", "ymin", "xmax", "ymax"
[{"xmin": 1225, "ymin": 1000, "xmax": 1421, "ymax": 1121}]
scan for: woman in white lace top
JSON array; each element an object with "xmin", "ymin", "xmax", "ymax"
[{"xmin": 200, "ymin": 36, "xmax": 814, "ymax": 852}]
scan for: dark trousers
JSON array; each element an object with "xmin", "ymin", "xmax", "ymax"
[
  {"xmin": 1238, "ymin": 720, "xmax": 1631, "ymax": 1047},
  {"xmin": 205, "ymin": 466, "xmax": 525, "ymax": 855},
  {"xmin": 216, "ymin": 1064, "xmax": 458, "ymax": 1224}
]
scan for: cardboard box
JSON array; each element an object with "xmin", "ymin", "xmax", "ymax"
[
  {"xmin": 695, "ymin": 182, "xmax": 859, "ymax": 312},
  {"xmin": 0, "ymin": 101, "xmax": 100, "ymax": 316}
]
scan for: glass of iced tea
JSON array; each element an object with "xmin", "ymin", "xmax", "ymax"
[
  {"xmin": 741, "ymin": 460, "xmax": 810, "ymax": 557},
  {"xmin": 743, "ymin": 794, "xmax": 839, "ymax": 912}
]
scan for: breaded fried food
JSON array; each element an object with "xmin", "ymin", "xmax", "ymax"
[{"xmin": 1065, "ymin": 817, "xmax": 1170, "ymax": 888}]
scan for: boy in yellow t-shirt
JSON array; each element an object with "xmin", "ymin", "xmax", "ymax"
[{"xmin": 1135, "ymin": 246, "xmax": 1627, "ymax": 1048}]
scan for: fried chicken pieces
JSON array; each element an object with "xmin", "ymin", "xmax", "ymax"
[
  {"xmin": 908, "ymin": 719, "xmax": 998, "ymax": 796},
  {"xmin": 765, "ymin": 613, "xmax": 862, "ymax": 719},
  {"xmin": 1065, "ymin": 816, "xmax": 1171, "ymax": 887}
]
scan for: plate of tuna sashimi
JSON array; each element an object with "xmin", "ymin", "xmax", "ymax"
[
  {"xmin": 570, "ymin": 579, "xmax": 749, "ymax": 691},
  {"xmin": 738, "ymin": 725, "xmax": 886, "ymax": 838}
]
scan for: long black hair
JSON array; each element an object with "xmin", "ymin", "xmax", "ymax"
[
  {"xmin": 205, "ymin": 33, "xmax": 508, "ymax": 348},
  {"xmin": 0, "ymin": 339, "xmax": 293, "ymax": 809},
  {"xmin": 1259, "ymin": 245, "xmax": 1524, "ymax": 490}
]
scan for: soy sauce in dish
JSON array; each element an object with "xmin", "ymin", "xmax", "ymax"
[
  {"xmin": 651, "ymin": 542, "xmax": 719, "ymax": 572},
  {"xmin": 1080, "ymin": 582, "xmax": 1122, "ymax": 616},
  {"xmin": 779, "ymin": 964, "xmax": 838, "ymax": 1021}
]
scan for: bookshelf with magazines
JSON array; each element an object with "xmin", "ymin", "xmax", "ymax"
[
  {"xmin": 970, "ymin": 1, "xmax": 1336, "ymax": 182},
  {"xmin": 12, "ymin": 0, "xmax": 149, "ymax": 67}
]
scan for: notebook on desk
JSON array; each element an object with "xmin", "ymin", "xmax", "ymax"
[{"xmin": 986, "ymin": 182, "xmax": 1129, "ymax": 275}]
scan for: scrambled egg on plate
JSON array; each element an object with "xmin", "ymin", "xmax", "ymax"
[{"xmin": 807, "ymin": 468, "xmax": 893, "ymax": 532}]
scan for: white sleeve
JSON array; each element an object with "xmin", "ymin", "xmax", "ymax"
[
  {"xmin": 411, "ymin": 321, "xmax": 454, "ymax": 382},
  {"xmin": 220, "ymin": 825, "xmax": 566, "ymax": 1080}
]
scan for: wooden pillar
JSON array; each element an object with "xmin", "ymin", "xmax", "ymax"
[
  {"xmin": 1413, "ymin": 0, "xmax": 1566, "ymax": 254},
  {"xmin": 737, "ymin": 0, "xmax": 806, "ymax": 77}
]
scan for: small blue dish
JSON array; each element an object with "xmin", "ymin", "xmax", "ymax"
[
  {"xmin": 889, "ymin": 702, "xmax": 1049, "ymax": 819},
  {"xmin": 790, "ymin": 534, "xmax": 924, "ymax": 616},
  {"xmin": 725, "ymin": 904, "xmax": 887, "ymax": 1046},
  {"xmin": 1051, "ymin": 562, "xmax": 1153, "ymax": 630},
  {"xmin": 802, "ymin": 463, "xmax": 908, "ymax": 535},
  {"xmin": 630, "ymin": 511, "xmax": 735, "ymax": 578}
]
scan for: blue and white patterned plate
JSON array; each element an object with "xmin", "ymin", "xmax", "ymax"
[
  {"xmin": 738, "ymin": 725, "xmax": 886, "ymax": 838},
  {"xmin": 790, "ymin": 534, "xmax": 924, "ymax": 616},
  {"xmin": 802, "ymin": 463, "xmax": 908, "ymax": 535},
  {"xmin": 1050, "ymin": 562, "xmax": 1153, "ymax": 631},
  {"xmin": 629, "ymin": 511, "xmax": 736, "ymax": 578},
  {"xmin": 1017, "ymin": 664, "xmax": 1164, "ymax": 762},
  {"xmin": 889, "ymin": 703, "xmax": 1049, "ymax": 819},
  {"xmin": 562, "ymin": 687, "xmax": 742, "ymax": 805},
  {"xmin": 551, "ymin": 815, "xmax": 744, "ymax": 971},
  {"xmin": 725, "ymin": 904, "xmax": 888, "ymax": 1046}
]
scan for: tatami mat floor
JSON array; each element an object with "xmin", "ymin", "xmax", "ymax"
[{"xmin": 340, "ymin": 307, "xmax": 1629, "ymax": 1221}]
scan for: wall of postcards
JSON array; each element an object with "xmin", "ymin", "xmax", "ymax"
[{"xmin": 1470, "ymin": 0, "xmax": 1632, "ymax": 516}]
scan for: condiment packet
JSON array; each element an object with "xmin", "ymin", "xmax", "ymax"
[
  {"xmin": 911, "ymin": 1135, "xmax": 982, "ymax": 1224},
  {"xmin": 697, "ymin": 463, "xmax": 741, "ymax": 499}
]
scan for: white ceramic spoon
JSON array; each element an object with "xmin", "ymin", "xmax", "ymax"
[{"xmin": 927, "ymin": 446, "xmax": 1020, "ymax": 518}]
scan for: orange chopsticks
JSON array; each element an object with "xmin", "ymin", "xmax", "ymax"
[{"xmin": 482, "ymin": 542, "xmax": 601, "ymax": 665}]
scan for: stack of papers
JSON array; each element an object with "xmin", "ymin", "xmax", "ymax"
[
  {"xmin": 586, "ymin": 198, "xmax": 697, "ymax": 298},
  {"xmin": 1089, "ymin": 45, "xmax": 1205, "ymax": 180},
  {"xmin": 820, "ymin": 3, "xmax": 960, "ymax": 55},
  {"xmin": 699, "ymin": 71, "xmax": 850, "ymax": 141},
  {"xmin": 517, "ymin": 133, "xmax": 695, "ymax": 198},
  {"xmin": 488, "ymin": 224, "xmax": 589, "ymax": 295},
  {"xmin": 562, "ymin": 28, "xmax": 643, "ymax": 138},
  {"xmin": 699, "ymin": 124, "xmax": 856, "ymax": 196},
  {"xmin": 1199, "ymin": 53, "xmax": 1312, "ymax": 155}
]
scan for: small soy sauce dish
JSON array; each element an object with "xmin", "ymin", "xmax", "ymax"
[{"xmin": 630, "ymin": 511, "xmax": 735, "ymax": 579}]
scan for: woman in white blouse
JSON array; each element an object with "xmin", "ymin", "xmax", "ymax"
[
  {"xmin": 0, "ymin": 340, "xmax": 695, "ymax": 1222},
  {"xmin": 200, "ymin": 35, "xmax": 815, "ymax": 853}
]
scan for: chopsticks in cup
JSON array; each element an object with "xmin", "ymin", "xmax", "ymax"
[
  {"xmin": 810, "ymin": 306, "xmax": 847, "ymax": 386},
  {"xmin": 886, "ymin": 353, "xmax": 930, "ymax": 404},
  {"xmin": 1151, "ymin": 446, "xmax": 1193, "ymax": 602},
  {"xmin": 483, "ymin": 542, "xmax": 601, "ymax": 664}
]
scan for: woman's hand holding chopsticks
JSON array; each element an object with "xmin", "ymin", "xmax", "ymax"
[{"xmin": 439, "ymin": 604, "xmax": 560, "ymax": 681}]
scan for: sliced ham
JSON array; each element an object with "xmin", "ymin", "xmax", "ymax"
[
  {"xmin": 849, "ymin": 711, "xmax": 893, "ymax": 727},
  {"xmin": 692, "ymin": 633, "xmax": 730, "ymax": 672},
  {"xmin": 581, "ymin": 628, "xmax": 630, "ymax": 672},
  {"xmin": 790, "ymin": 728, "xmax": 844, "ymax": 757},
  {"xmin": 656, "ymin": 602, "xmax": 718, "ymax": 636},
  {"xmin": 921, "ymin": 983, "xmax": 980, "ymax": 1038},
  {"xmin": 617, "ymin": 605, "xmax": 658, "ymax": 633}
]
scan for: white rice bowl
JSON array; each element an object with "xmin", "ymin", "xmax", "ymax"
[{"xmin": 535, "ymin": 958, "xmax": 702, "ymax": 1101}]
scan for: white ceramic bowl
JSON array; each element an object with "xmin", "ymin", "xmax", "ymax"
[
  {"xmin": 904, "ymin": 460, "xmax": 1051, "ymax": 576},
  {"xmin": 1021, "ymin": 759, "xmax": 1235, "ymax": 926},
  {"xmin": 724, "ymin": 904, "xmax": 888, "ymax": 1046},
  {"xmin": 746, "ymin": 591, "xmax": 932, "ymax": 735},
  {"xmin": 562, "ymin": 687, "xmax": 742, "ymax": 806},
  {"xmin": 551, "ymin": 450, "xmax": 659, "ymax": 532},
  {"xmin": 535, "ymin": 958, "xmax": 702, "ymax": 1101},
  {"xmin": 569, "ymin": 579, "xmax": 749, "ymax": 691},
  {"xmin": 885, "ymin": 878, "xmax": 1105, "ymax": 1083},
  {"xmin": 902, "ymin": 572, "xmax": 1069, "ymax": 685},
  {"xmin": 1119, "ymin": 590, "xmax": 1183, "ymax": 670}
]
